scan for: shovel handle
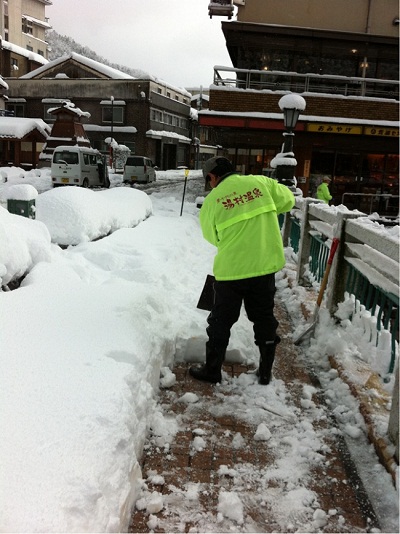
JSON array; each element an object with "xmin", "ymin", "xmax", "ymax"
[{"xmin": 327, "ymin": 237, "xmax": 340, "ymax": 265}]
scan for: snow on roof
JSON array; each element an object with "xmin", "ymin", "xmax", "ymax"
[
  {"xmin": 191, "ymin": 94, "xmax": 210, "ymax": 101},
  {"xmin": 22, "ymin": 14, "xmax": 52, "ymax": 29},
  {"xmin": 48, "ymin": 102, "xmax": 91, "ymax": 119},
  {"xmin": 0, "ymin": 117, "xmax": 50, "ymax": 139},
  {"xmin": 1, "ymin": 40, "xmax": 47, "ymax": 66},
  {"xmin": 20, "ymin": 52, "xmax": 135, "ymax": 80},
  {"xmin": 18, "ymin": 53, "xmax": 191, "ymax": 98},
  {"xmin": 84, "ymin": 125, "xmax": 137, "ymax": 133},
  {"xmin": 146, "ymin": 130, "xmax": 191, "ymax": 143},
  {"xmin": 199, "ymin": 109, "xmax": 399, "ymax": 128},
  {"xmin": 0, "ymin": 77, "xmax": 8, "ymax": 91},
  {"xmin": 210, "ymin": 83, "xmax": 400, "ymax": 105}
]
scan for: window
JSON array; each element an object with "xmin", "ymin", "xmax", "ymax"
[
  {"xmin": 151, "ymin": 108, "xmax": 163, "ymax": 122},
  {"xmin": 6, "ymin": 102, "xmax": 25, "ymax": 117},
  {"xmin": 43, "ymin": 104, "xmax": 56, "ymax": 121},
  {"xmin": 10, "ymin": 58, "xmax": 18, "ymax": 72},
  {"xmin": 83, "ymin": 153, "xmax": 98, "ymax": 166},
  {"xmin": 53, "ymin": 151, "xmax": 79, "ymax": 164},
  {"xmin": 102, "ymin": 106, "xmax": 124, "ymax": 124},
  {"xmin": 22, "ymin": 17, "xmax": 33, "ymax": 34},
  {"xmin": 3, "ymin": 0, "xmax": 8, "ymax": 33}
]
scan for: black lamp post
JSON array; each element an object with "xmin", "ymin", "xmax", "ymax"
[
  {"xmin": 110, "ymin": 95, "xmax": 114, "ymax": 172},
  {"xmin": 273, "ymin": 94, "xmax": 306, "ymax": 191}
]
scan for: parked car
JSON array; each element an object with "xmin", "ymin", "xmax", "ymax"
[
  {"xmin": 51, "ymin": 146, "xmax": 110, "ymax": 188},
  {"xmin": 123, "ymin": 156, "xmax": 157, "ymax": 184}
]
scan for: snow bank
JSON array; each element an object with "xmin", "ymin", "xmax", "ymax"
[{"xmin": 36, "ymin": 186, "xmax": 153, "ymax": 245}]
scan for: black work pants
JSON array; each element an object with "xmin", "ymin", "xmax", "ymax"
[{"xmin": 206, "ymin": 274, "xmax": 278, "ymax": 351}]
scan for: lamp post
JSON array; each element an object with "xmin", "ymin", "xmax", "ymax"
[
  {"xmin": 110, "ymin": 95, "xmax": 114, "ymax": 172},
  {"xmin": 272, "ymin": 94, "xmax": 306, "ymax": 192}
]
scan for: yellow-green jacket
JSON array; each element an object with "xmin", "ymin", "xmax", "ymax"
[
  {"xmin": 199, "ymin": 173, "xmax": 295, "ymax": 281},
  {"xmin": 317, "ymin": 182, "xmax": 332, "ymax": 203}
]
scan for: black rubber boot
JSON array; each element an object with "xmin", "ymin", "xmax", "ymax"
[
  {"xmin": 257, "ymin": 336, "xmax": 281, "ymax": 385},
  {"xmin": 189, "ymin": 342, "xmax": 225, "ymax": 384}
]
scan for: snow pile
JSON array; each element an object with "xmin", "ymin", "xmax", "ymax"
[
  {"xmin": 0, "ymin": 167, "xmax": 52, "ymax": 197},
  {"xmin": 217, "ymin": 491, "xmax": 244, "ymax": 524},
  {"xmin": 36, "ymin": 186, "xmax": 153, "ymax": 245},
  {"xmin": 1, "ymin": 183, "xmax": 38, "ymax": 200},
  {"xmin": 0, "ymin": 206, "xmax": 52, "ymax": 286}
]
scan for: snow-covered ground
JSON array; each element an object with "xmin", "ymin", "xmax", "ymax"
[{"xmin": 0, "ymin": 167, "xmax": 398, "ymax": 532}]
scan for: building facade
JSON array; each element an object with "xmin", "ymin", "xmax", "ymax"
[
  {"xmin": 0, "ymin": 0, "xmax": 50, "ymax": 77},
  {"xmin": 4, "ymin": 53, "xmax": 193, "ymax": 169},
  {"xmin": 201, "ymin": 0, "xmax": 399, "ymax": 215}
]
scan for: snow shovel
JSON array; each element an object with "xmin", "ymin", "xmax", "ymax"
[
  {"xmin": 197, "ymin": 274, "xmax": 215, "ymax": 311},
  {"xmin": 294, "ymin": 237, "xmax": 340, "ymax": 345}
]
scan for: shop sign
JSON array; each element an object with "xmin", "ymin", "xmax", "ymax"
[
  {"xmin": 364, "ymin": 127, "xmax": 399, "ymax": 137},
  {"xmin": 303, "ymin": 160, "xmax": 310, "ymax": 177},
  {"xmin": 307, "ymin": 123, "xmax": 362, "ymax": 134}
]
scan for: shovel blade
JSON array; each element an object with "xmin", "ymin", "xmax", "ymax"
[{"xmin": 293, "ymin": 320, "xmax": 316, "ymax": 345}]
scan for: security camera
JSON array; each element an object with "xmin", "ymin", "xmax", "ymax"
[{"xmin": 393, "ymin": 17, "xmax": 400, "ymax": 25}]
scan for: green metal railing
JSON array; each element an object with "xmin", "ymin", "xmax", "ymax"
[
  {"xmin": 345, "ymin": 263, "xmax": 399, "ymax": 374},
  {"xmin": 281, "ymin": 208, "xmax": 398, "ymax": 376},
  {"xmin": 289, "ymin": 217, "xmax": 301, "ymax": 254},
  {"xmin": 309, "ymin": 234, "xmax": 330, "ymax": 283}
]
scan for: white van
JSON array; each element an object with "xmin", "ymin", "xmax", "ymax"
[
  {"xmin": 123, "ymin": 156, "xmax": 157, "ymax": 184},
  {"xmin": 51, "ymin": 146, "xmax": 110, "ymax": 188}
]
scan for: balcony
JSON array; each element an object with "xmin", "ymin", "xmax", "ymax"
[{"xmin": 213, "ymin": 66, "xmax": 399, "ymax": 100}]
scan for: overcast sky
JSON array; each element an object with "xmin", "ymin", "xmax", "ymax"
[{"xmin": 46, "ymin": 0, "xmax": 234, "ymax": 89}]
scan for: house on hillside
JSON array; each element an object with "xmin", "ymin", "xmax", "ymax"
[{"xmin": 5, "ymin": 53, "xmax": 196, "ymax": 170}]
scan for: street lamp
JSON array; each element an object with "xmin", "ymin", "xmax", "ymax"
[
  {"xmin": 110, "ymin": 95, "xmax": 114, "ymax": 172},
  {"xmin": 272, "ymin": 94, "xmax": 306, "ymax": 192}
]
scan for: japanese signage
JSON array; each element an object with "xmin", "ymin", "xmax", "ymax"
[
  {"xmin": 364, "ymin": 127, "xmax": 399, "ymax": 137},
  {"xmin": 306, "ymin": 123, "xmax": 399, "ymax": 137},
  {"xmin": 217, "ymin": 188, "xmax": 263, "ymax": 210},
  {"xmin": 307, "ymin": 123, "xmax": 362, "ymax": 135}
]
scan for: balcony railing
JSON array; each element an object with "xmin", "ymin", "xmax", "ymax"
[{"xmin": 213, "ymin": 66, "xmax": 399, "ymax": 100}]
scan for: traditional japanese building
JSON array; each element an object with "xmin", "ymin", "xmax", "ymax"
[{"xmin": 38, "ymin": 101, "xmax": 91, "ymax": 166}]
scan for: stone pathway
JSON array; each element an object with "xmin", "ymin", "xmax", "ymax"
[{"xmin": 128, "ymin": 303, "xmax": 381, "ymax": 533}]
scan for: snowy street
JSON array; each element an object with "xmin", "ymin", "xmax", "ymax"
[{"xmin": 0, "ymin": 168, "xmax": 398, "ymax": 532}]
